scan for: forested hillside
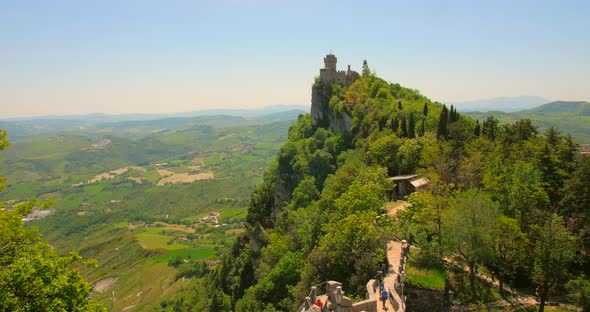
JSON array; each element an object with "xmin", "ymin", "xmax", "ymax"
[{"xmin": 170, "ymin": 68, "xmax": 590, "ymax": 311}]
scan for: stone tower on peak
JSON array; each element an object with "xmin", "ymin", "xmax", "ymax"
[
  {"xmin": 319, "ymin": 53, "xmax": 359, "ymax": 86},
  {"xmin": 324, "ymin": 53, "xmax": 337, "ymax": 70},
  {"xmin": 311, "ymin": 53, "xmax": 359, "ymax": 132}
]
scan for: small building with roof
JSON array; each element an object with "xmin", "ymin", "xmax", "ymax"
[{"xmin": 388, "ymin": 174, "xmax": 429, "ymax": 198}]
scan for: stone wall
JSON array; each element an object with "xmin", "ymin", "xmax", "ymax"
[
  {"xmin": 405, "ymin": 286, "xmax": 444, "ymax": 312},
  {"xmin": 352, "ymin": 299, "xmax": 377, "ymax": 312}
]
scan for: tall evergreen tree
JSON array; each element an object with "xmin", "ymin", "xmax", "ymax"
[
  {"xmin": 362, "ymin": 60, "xmax": 370, "ymax": 76},
  {"xmin": 474, "ymin": 120, "xmax": 481, "ymax": 136},
  {"xmin": 398, "ymin": 101, "xmax": 403, "ymax": 111},
  {"xmin": 418, "ymin": 119, "xmax": 425, "ymax": 137},
  {"xmin": 437, "ymin": 105, "xmax": 449, "ymax": 139},
  {"xmin": 483, "ymin": 116, "xmax": 499, "ymax": 141},
  {"xmin": 391, "ymin": 117, "xmax": 399, "ymax": 132},
  {"xmin": 423, "ymin": 102, "xmax": 428, "ymax": 116},
  {"xmin": 408, "ymin": 113, "xmax": 416, "ymax": 138},
  {"xmin": 401, "ymin": 116, "xmax": 408, "ymax": 138}
]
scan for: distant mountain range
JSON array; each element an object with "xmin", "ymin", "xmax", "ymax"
[
  {"xmin": 447, "ymin": 96, "xmax": 551, "ymax": 113},
  {"xmin": 0, "ymin": 105, "xmax": 307, "ymax": 143},
  {"xmin": 0, "ymin": 105, "xmax": 308, "ymax": 122}
]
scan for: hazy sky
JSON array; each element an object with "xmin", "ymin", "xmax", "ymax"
[{"xmin": 1, "ymin": 0, "xmax": 589, "ymax": 118}]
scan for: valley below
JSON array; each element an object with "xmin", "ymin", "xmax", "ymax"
[{"xmin": 0, "ymin": 113, "xmax": 298, "ymax": 310}]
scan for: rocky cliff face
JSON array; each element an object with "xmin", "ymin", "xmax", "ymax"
[{"xmin": 311, "ymin": 82, "xmax": 353, "ymax": 135}]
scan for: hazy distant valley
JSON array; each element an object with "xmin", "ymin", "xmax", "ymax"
[{"xmin": 0, "ymin": 109, "xmax": 302, "ymax": 310}]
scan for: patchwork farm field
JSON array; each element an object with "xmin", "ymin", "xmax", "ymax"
[{"xmin": 0, "ymin": 114, "xmax": 296, "ymax": 309}]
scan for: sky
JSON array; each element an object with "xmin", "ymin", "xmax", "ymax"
[{"xmin": 1, "ymin": 0, "xmax": 589, "ymax": 118}]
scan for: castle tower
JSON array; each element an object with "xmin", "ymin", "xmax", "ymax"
[
  {"xmin": 318, "ymin": 53, "xmax": 359, "ymax": 85},
  {"xmin": 324, "ymin": 53, "xmax": 337, "ymax": 70}
]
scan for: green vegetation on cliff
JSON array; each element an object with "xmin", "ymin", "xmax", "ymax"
[{"xmin": 170, "ymin": 70, "xmax": 590, "ymax": 312}]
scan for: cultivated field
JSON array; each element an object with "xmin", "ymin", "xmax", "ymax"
[{"xmin": 156, "ymin": 172, "xmax": 214, "ymax": 186}]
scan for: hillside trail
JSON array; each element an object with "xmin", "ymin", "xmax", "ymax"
[
  {"xmin": 375, "ymin": 241, "xmax": 404, "ymax": 312},
  {"xmin": 375, "ymin": 200, "xmax": 410, "ymax": 312}
]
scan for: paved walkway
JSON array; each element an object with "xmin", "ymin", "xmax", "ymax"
[{"xmin": 375, "ymin": 240, "xmax": 404, "ymax": 312}]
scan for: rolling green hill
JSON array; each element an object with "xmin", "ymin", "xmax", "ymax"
[
  {"xmin": 465, "ymin": 101, "xmax": 590, "ymax": 143},
  {"xmin": 0, "ymin": 114, "xmax": 295, "ymax": 310}
]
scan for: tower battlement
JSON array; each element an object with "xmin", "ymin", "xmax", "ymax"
[{"xmin": 319, "ymin": 53, "xmax": 359, "ymax": 86}]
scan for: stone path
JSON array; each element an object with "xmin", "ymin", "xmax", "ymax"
[{"xmin": 375, "ymin": 240, "xmax": 404, "ymax": 312}]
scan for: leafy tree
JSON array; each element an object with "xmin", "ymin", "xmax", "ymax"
[
  {"xmin": 482, "ymin": 116, "xmax": 499, "ymax": 141},
  {"xmin": 499, "ymin": 119, "xmax": 537, "ymax": 145},
  {"xmin": 538, "ymin": 143, "xmax": 567, "ymax": 204},
  {"xmin": 487, "ymin": 216, "xmax": 528, "ymax": 294},
  {"xmin": 0, "ymin": 209, "xmax": 104, "ymax": 311},
  {"xmin": 457, "ymin": 137, "xmax": 491, "ymax": 189},
  {"xmin": 289, "ymin": 176, "xmax": 320, "ymax": 209},
  {"xmin": 443, "ymin": 190, "xmax": 499, "ymax": 296},
  {"xmin": 531, "ymin": 213, "xmax": 577, "ymax": 312},
  {"xmin": 317, "ymin": 212, "xmax": 385, "ymax": 295},
  {"xmin": 419, "ymin": 134, "xmax": 455, "ymax": 186},
  {"xmin": 506, "ymin": 161, "xmax": 549, "ymax": 230},
  {"xmin": 406, "ymin": 190, "xmax": 449, "ymax": 261},
  {"xmin": 366, "ymin": 133, "xmax": 401, "ymax": 176},
  {"xmin": 559, "ymin": 155, "xmax": 590, "ymax": 274},
  {"xmin": 334, "ymin": 165, "xmax": 387, "ymax": 215},
  {"xmin": 565, "ymin": 275, "xmax": 590, "ymax": 311},
  {"xmin": 375, "ymin": 87, "xmax": 391, "ymax": 100},
  {"xmin": 398, "ymin": 138, "xmax": 423, "ymax": 175},
  {"xmin": 246, "ymin": 168, "xmax": 276, "ymax": 228},
  {"xmin": 209, "ymin": 289, "xmax": 232, "ymax": 312}
]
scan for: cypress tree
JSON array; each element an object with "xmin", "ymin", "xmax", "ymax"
[
  {"xmin": 483, "ymin": 116, "xmax": 499, "ymax": 141},
  {"xmin": 449, "ymin": 105, "xmax": 459, "ymax": 123},
  {"xmin": 423, "ymin": 103, "xmax": 428, "ymax": 116},
  {"xmin": 474, "ymin": 120, "xmax": 481, "ymax": 136},
  {"xmin": 408, "ymin": 113, "xmax": 416, "ymax": 138},
  {"xmin": 362, "ymin": 60, "xmax": 370, "ymax": 76},
  {"xmin": 398, "ymin": 101, "xmax": 403, "ymax": 111},
  {"xmin": 391, "ymin": 117, "xmax": 399, "ymax": 131},
  {"xmin": 401, "ymin": 116, "xmax": 408, "ymax": 138},
  {"xmin": 437, "ymin": 105, "xmax": 449, "ymax": 139},
  {"xmin": 418, "ymin": 119, "xmax": 425, "ymax": 137}
]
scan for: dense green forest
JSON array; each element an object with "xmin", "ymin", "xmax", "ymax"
[{"xmin": 169, "ymin": 69, "xmax": 590, "ymax": 311}]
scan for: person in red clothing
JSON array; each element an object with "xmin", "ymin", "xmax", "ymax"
[{"xmin": 314, "ymin": 298, "xmax": 323, "ymax": 309}]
